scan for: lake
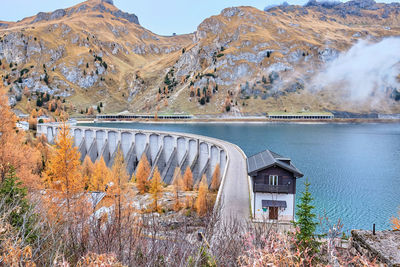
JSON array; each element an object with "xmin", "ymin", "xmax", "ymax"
[{"xmin": 78, "ymin": 121, "xmax": 400, "ymax": 232}]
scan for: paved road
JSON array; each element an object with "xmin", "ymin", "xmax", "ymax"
[{"xmin": 218, "ymin": 143, "xmax": 250, "ymax": 223}]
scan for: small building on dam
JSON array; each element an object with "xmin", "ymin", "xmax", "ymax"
[{"xmin": 37, "ymin": 123, "xmax": 227, "ymax": 186}]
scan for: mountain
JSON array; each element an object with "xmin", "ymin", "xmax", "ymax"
[{"xmin": 1, "ymin": 0, "xmax": 400, "ymax": 116}]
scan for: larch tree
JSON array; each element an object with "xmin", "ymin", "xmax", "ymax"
[
  {"xmin": 82, "ymin": 156, "xmax": 94, "ymax": 190},
  {"xmin": 183, "ymin": 166, "xmax": 193, "ymax": 191},
  {"xmin": 391, "ymin": 208, "xmax": 400, "ymax": 230},
  {"xmin": 136, "ymin": 154, "xmax": 151, "ymax": 194},
  {"xmin": 109, "ymin": 148, "xmax": 129, "ymax": 197},
  {"xmin": 172, "ymin": 167, "xmax": 183, "ymax": 211},
  {"xmin": 89, "ymin": 157, "xmax": 111, "ymax": 192},
  {"xmin": 149, "ymin": 167, "xmax": 163, "ymax": 212},
  {"xmin": 44, "ymin": 121, "xmax": 84, "ymax": 211},
  {"xmin": 195, "ymin": 174, "xmax": 209, "ymax": 217},
  {"xmin": 0, "ymin": 83, "xmax": 41, "ymax": 189},
  {"xmin": 210, "ymin": 164, "xmax": 220, "ymax": 192}
]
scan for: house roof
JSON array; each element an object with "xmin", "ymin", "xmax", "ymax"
[{"xmin": 247, "ymin": 149, "xmax": 303, "ymax": 178}]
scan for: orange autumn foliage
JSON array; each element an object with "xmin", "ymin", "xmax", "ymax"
[
  {"xmin": 210, "ymin": 164, "xmax": 220, "ymax": 192},
  {"xmin": 43, "ymin": 122, "xmax": 84, "ymax": 195},
  {"xmin": 182, "ymin": 166, "xmax": 193, "ymax": 191},
  {"xmin": 195, "ymin": 174, "xmax": 209, "ymax": 217},
  {"xmin": 89, "ymin": 157, "xmax": 111, "ymax": 192},
  {"xmin": 149, "ymin": 167, "xmax": 163, "ymax": 212},
  {"xmin": 172, "ymin": 167, "xmax": 183, "ymax": 211},
  {"xmin": 136, "ymin": 154, "xmax": 151, "ymax": 194},
  {"xmin": 109, "ymin": 149, "xmax": 129, "ymax": 196},
  {"xmin": 0, "ymin": 85, "xmax": 41, "ymax": 189},
  {"xmin": 82, "ymin": 156, "xmax": 94, "ymax": 190},
  {"xmin": 391, "ymin": 209, "xmax": 400, "ymax": 230}
]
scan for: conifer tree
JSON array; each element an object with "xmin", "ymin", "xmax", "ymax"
[
  {"xmin": 44, "ymin": 122, "xmax": 84, "ymax": 211},
  {"xmin": 110, "ymin": 148, "xmax": 129, "ymax": 196},
  {"xmin": 136, "ymin": 154, "xmax": 151, "ymax": 194},
  {"xmin": 172, "ymin": 167, "xmax": 183, "ymax": 211},
  {"xmin": 391, "ymin": 208, "xmax": 400, "ymax": 230},
  {"xmin": 0, "ymin": 83, "xmax": 41, "ymax": 188},
  {"xmin": 149, "ymin": 167, "xmax": 163, "ymax": 212},
  {"xmin": 210, "ymin": 164, "xmax": 220, "ymax": 192},
  {"xmin": 82, "ymin": 156, "xmax": 94, "ymax": 190},
  {"xmin": 183, "ymin": 166, "xmax": 193, "ymax": 191},
  {"xmin": 89, "ymin": 157, "xmax": 111, "ymax": 192},
  {"xmin": 293, "ymin": 180, "xmax": 319, "ymax": 254},
  {"xmin": 0, "ymin": 166, "xmax": 37, "ymax": 243},
  {"xmin": 195, "ymin": 174, "xmax": 209, "ymax": 217}
]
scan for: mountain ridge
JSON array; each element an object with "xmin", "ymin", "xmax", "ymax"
[{"xmin": 1, "ymin": 0, "xmax": 399, "ymax": 116}]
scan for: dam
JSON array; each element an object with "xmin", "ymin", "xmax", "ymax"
[
  {"xmin": 37, "ymin": 123, "xmax": 228, "ymax": 186},
  {"xmin": 37, "ymin": 122, "xmax": 250, "ymax": 221}
]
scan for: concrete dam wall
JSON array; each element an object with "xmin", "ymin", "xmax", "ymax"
[{"xmin": 37, "ymin": 124, "xmax": 228, "ymax": 185}]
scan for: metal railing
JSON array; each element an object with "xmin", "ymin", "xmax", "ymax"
[{"xmin": 253, "ymin": 184, "xmax": 289, "ymax": 193}]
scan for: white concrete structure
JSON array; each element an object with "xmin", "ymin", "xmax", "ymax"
[{"xmin": 37, "ymin": 122, "xmax": 251, "ymax": 223}]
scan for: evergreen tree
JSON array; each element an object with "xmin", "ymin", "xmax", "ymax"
[
  {"xmin": 293, "ymin": 180, "xmax": 319, "ymax": 254},
  {"xmin": 0, "ymin": 166, "xmax": 37, "ymax": 243}
]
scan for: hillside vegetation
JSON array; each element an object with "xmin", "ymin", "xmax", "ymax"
[{"xmin": 1, "ymin": 0, "xmax": 400, "ymax": 116}]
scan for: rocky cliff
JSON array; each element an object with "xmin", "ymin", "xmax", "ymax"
[{"xmin": 1, "ymin": 0, "xmax": 399, "ymax": 115}]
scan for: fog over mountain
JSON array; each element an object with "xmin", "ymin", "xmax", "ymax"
[{"xmin": 313, "ymin": 38, "xmax": 400, "ymax": 100}]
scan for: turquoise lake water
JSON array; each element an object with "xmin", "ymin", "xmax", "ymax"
[{"xmin": 78, "ymin": 122, "xmax": 400, "ymax": 232}]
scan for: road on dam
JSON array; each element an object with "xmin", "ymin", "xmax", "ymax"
[{"xmin": 37, "ymin": 123, "xmax": 250, "ymax": 223}]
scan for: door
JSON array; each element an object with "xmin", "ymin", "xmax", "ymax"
[{"xmin": 269, "ymin": 207, "xmax": 278, "ymax": 220}]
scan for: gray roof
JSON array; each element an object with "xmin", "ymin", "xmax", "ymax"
[{"xmin": 247, "ymin": 149, "xmax": 303, "ymax": 178}]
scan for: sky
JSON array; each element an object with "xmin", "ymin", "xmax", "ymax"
[{"xmin": 0, "ymin": 0, "xmax": 398, "ymax": 35}]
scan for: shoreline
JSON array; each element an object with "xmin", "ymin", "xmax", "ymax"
[{"xmin": 74, "ymin": 118, "xmax": 400, "ymax": 124}]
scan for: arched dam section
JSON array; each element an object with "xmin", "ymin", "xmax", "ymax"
[{"xmin": 37, "ymin": 123, "xmax": 250, "ymax": 221}]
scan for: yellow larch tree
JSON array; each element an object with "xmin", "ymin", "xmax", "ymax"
[
  {"xmin": 210, "ymin": 164, "xmax": 221, "ymax": 192},
  {"xmin": 182, "ymin": 166, "xmax": 193, "ymax": 191},
  {"xmin": 109, "ymin": 148, "xmax": 129, "ymax": 197},
  {"xmin": 391, "ymin": 208, "xmax": 400, "ymax": 230},
  {"xmin": 172, "ymin": 167, "xmax": 183, "ymax": 211},
  {"xmin": 136, "ymin": 154, "xmax": 151, "ymax": 194},
  {"xmin": 89, "ymin": 157, "xmax": 111, "ymax": 192},
  {"xmin": 82, "ymin": 156, "xmax": 94, "ymax": 190},
  {"xmin": 0, "ymin": 83, "xmax": 41, "ymax": 189},
  {"xmin": 195, "ymin": 174, "xmax": 209, "ymax": 217},
  {"xmin": 149, "ymin": 167, "xmax": 163, "ymax": 212},
  {"xmin": 44, "ymin": 121, "xmax": 84, "ymax": 212}
]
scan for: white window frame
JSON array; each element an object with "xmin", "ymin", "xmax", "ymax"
[{"xmin": 269, "ymin": 175, "xmax": 278, "ymax": 185}]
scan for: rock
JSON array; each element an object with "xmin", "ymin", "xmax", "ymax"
[
  {"xmin": 102, "ymin": 0, "xmax": 114, "ymax": 5},
  {"xmin": 49, "ymin": 9, "xmax": 66, "ymax": 20},
  {"xmin": 351, "ymin": 230, "xmax": 400, "ymax": 266}
]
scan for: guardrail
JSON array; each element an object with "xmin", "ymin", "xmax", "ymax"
[{"xmin": 253, "ymin": 184, "xmax": 289, "ymax": 193}]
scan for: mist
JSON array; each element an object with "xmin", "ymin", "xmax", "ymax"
[{"xmin": 312, "ymin": 38, "xmax": 400, "ymax": 100}]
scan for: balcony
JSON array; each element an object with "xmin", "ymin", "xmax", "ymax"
[{"xmin": 254, "ymin": 184, "xmax": 289, "ymax": 193}]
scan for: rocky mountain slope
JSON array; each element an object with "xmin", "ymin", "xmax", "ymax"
[{"xmin": 1, "ymin": 0, "xmax": 400, "ymax": 116}]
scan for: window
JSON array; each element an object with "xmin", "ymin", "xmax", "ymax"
[{"xmin": 269, "ymin": 175, "xmax": 278, "ymax": 185}]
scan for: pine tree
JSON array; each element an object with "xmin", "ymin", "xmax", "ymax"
[
  {"xmin": 195, "ymin": 174, "xmax": 209, "ymax": 217},
  {"xmin": 210, "ymin": 164, "xmax": 220, "ymax": 192},
  {"xmin": 183, "ymin": 166, "xmax": 193, "ymax": 191},
  {"xmin": 149, "ymin": 167, "xmax": 163, "ymax": 212},
  {"xmin": 136, "ymin": 154, "xmax": 151, "ymax": 194},
  {"xmin": 0, "ymin": 166, "xmax": 37, "ymax": 243},
  {"xmin": 293, "ymin": 180, "xmax": 319, "ymax": 254}
]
